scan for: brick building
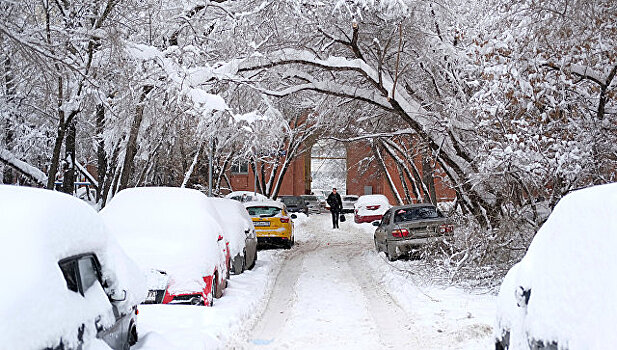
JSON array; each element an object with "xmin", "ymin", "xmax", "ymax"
[{"xmin": 226, "ymin": 140, "xmax": 456, "ymax": 204}]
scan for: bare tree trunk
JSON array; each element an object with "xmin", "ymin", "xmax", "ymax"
[
  {"xmin": 2, "ymin": 56, "xmax": 15, "ymax": 184},
  {"xmin": 216, "ymin": 151, "xmax": 234, "ymax": 193},
  {"xmin": 259, "ymin": 162, "xmax": 267, "ymax": 194},
  {"xmin": 373, "ymin": 143, "xmax": 403, "ymax": 205},
  {"xmin": 181, "ymin": 141, "xmax": 204, "ymax": 188},
  {"xmin": 421, "ymin": 147, "xmax": 437, "ymax": 205},
  {"xmin": 96, "ymin": 104, "xmax": 107, "ymax": 201},
  {"xmin": 397, "ymin": 163, "xmax": 412, "ymax": 204},
  {"xmin": 118, "ymin": 85, "xmax": 153, "ymax": 191},
  {"xmin": 380, "ymin": 139, "xmax": 423, "ymax": 202},
  {"xmin": 61, "ymin": 119, "xmax": 76, "ymax": 194}
]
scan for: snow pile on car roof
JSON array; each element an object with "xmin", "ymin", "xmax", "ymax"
[
  {"xmin": 101, "ymin": 187, "xmax": 225, "ymax": 294},
  {"xmin": 225, "ymin": 191, "xmax": 268, "ymax": 202},
  {"xmin": 355, "ymin": 194, "xmax": 391, "ymax": 216},
  {"xmin": 495, "ymin": 183, "xmax": 617, "ymax": 348},
  {"xmin": 244, "ymin": 199, "xmax": 285, "ymax": 210},
  {"xmin": 210, "ymin": 198, "xmax": 254, "ymax": 258},
  {"xmin": 0, "ymin": 186, "xmax": 145, "ymax": 350}
]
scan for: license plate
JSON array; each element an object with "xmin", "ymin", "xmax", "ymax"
[
  {"xmin": 254, "ymin": 221, "xmax": 270, "ymax": 227},
  {"xmin": 146, "ymin": 290, "xmax": 157, "ymax": 301}
]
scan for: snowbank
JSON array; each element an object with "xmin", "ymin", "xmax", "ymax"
[
  {"xmin": 0, "ymin": 186, "xmax": 145, "ymax": 350},
  {"xmin": 101, "ymin": 187, "xmax": 225, "ymax": 294},
  {"xmin": 496, "ymin": 183, "xmax": 617, "ymax": 348}
]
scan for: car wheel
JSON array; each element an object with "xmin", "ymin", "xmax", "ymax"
[
  {"xmin": 386, "ymin": 244, "xmax": 397, "ymax": 261},
  {"xmin": 226, "ymin": 258, "xmax": 231, "ymax": 280},
  {"xmin": 248, "ymin": 250, "xmax": 257, "ymax": 270},
  {"xmin": 208, "ymin": 273, "xmax": 218, "ymax": 306},
  {"xmin": 241, "ymin": 252, "xmax": 247, "ymax": 273}
]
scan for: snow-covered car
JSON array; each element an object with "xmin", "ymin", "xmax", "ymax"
[
  {"xmin": 301, "ymin": 195, "xmax": 322, "ymax": 214},
  {"xmin": 373, "ymin": 204, "xmax": 453, "ymax": 261},
  {"xmin": 245, "ymin": 200, "xmax": 296, "ymax": 249},
  {"xmin": 341, "ymin": 195, "xmax": 359, "ymax": 213},
  {"xmin": 354, "ymin": 194, "xmax": 392, "ymax": 223},
  {"xmin": 211, "ymin": 197, "xmax": 258, "ymax": 274},
  {"xmin": 494, "ymin": 183, "xmax": 617, "ymax": 350},
  {"xmin": 225, "ymin": 190, "xmax": 268, "ymax": 203},
  {"xmin": 0, "ymin": 185, "xmax": 145, "ymax": 350},
  {"xmin": 278, "ymin": 195, "xmax": 309, "ymax": 216},
  {"xmin": 101, "ymin": 187, "xmax": 230, "ymax": 307}
]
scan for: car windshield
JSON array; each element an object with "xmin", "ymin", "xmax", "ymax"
[
  {"xmin": 246, "ymin": 206, "xmax": 282, "ymax": 217},
  {"xmin": 302, "ymin": 196, "xmax": 317, "ymax": 201},
  {"xmin": 393, "ymin": 206, "xmax": 442, "ymax": 223},
  {"xmin": 343, "ymin": 196, "xmax": 358, "ymax": 202}
]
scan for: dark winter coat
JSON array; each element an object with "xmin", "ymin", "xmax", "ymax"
[{"xmin": 327, "ymin": 192, "xmax": 343, "ymax": 213}]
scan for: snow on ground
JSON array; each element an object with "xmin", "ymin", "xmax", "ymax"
[{"xmin": 133, "ymin": 213, "xmax": 495, "ymax": 349}]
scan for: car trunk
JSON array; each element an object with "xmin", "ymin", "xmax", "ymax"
[
  {"xmin": 252, "ymin": 217, "xmax": 284, "ymax": 230},
  {"xmin": 391, "ymin": 218, "xmax": 447, "ymax": 240}
]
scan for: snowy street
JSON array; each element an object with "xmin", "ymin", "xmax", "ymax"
[{"xmin": 135, "ymin": 214, "xmax": 495, "ymax": 349}]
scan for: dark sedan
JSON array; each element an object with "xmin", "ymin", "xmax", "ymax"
[
  {"xmin": 278, "ymin": 195, "xmax": 309, "ymax": 216},
  {"xmin": 373, "ymin": 204, "xmax": 453, "ymax": 261}
]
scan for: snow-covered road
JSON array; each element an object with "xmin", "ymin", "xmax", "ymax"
[{"xmin": 134, "ymin": 214, "xmax": 496, "ymax": 349}]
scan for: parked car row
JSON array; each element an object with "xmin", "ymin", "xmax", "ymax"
[{"xmin": 0, "ymin": 185, "xmax": 277, "ymax": 350}]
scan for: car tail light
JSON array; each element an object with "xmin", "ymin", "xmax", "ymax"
[
  {"xmin": 280, "ymin": 217, "xmax": 290, "ymax": 223},
  {"xmin": 392, "ymin": 229, "xmax": 410, "ymax": 237},
  {"xmin": 135, "ymin": 308, "xmax": 139, "ymax": 315},
  {"xmin": 367, "ymin": 205, "xmax": 381, "ymax": 210},
  {"xmin": 439, "ymin": 224, "xmax": 454, "ymax": 233}
]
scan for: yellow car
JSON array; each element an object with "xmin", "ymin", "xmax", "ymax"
[{"xmin": 245, "ymin": 200, "xmax": 296, "ymax": 249}]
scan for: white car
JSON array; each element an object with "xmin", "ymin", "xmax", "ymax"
[
  {"xmin": 354, "ymin": 194, "xmax": 392, "ymax": 223},
  {"xmin": 210, "ymin": 197, "xmax": 258, "ymax": 274},
  {"xmin": 101, "ymin": 187, "xmax": 230, "ymax": 306},
  {"xmin": 0, "ymin": 186, "xmax": 145, "ymax": 350},
  {"xmin": 495, "ymin": 183, "xmax": 617, "ymax": 349}
]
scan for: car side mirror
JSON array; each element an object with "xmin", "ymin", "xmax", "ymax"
[
  {"xmin": 218, "ymin": 235, "xmax": 224, "ymax": 241},
  {"xmin": 109, "ymin": 289, "xmax": 127, "ymax": 302},
  {"xmin": 291, "ymin": 214, "xmax": 297, "ymax": 219},
  {"xmin": 515, "ymin": 286, "xmax": 531, "ymax": 307},
  {"xmin": 372, "ymin": 221, "xmax": 380, "ymax": 227}
]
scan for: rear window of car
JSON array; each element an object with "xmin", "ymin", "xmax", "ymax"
[
  {"xmin": 343, "ymin": 196, "xmax": 358, "ymax": 201},
  {"xmin": 246, "ymin": 206, "xmax": 282, "ymax": 217},
  {"xmin": 302, "ymin": 196, "xmax": 317, "ymax": 201},
  {"xmin": 393, "ymin": 206, "xmax": 442, "ymax": 223}
]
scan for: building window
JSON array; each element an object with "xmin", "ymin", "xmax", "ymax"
[{"xmin": 231, "ymin": 161, "xmax": 249, "ymax": 175}]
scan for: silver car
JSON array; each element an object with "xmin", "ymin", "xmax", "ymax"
[
  {"xmin": 301, "ymin": 195, "xmax": 322, "ymax": 214},
  {"xmin": 373, "ymin": 204, "xmax": 453, "ymax": 261}
]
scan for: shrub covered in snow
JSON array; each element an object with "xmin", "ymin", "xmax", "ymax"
[{"xmin": 0, "ymin": 185, "xmax": 145, "ymax": 350}]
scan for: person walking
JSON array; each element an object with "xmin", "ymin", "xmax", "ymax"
[{"xmin": 327, "ymin": 187, "xmax": 343, "ymax": 229}]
